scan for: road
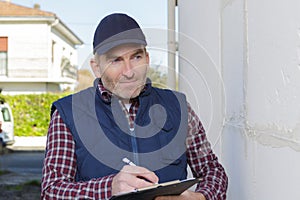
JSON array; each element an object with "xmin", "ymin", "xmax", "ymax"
[
  {"xmin": 0, "ymin": 150, "xmax": 45, "ymax": 174},
  {"xmin": 0, "ymin": 150, "xmax": 44, "ymax": 199}
]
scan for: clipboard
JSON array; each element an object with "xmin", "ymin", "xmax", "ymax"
[{"xmin": 110, "ymin": 177, "xmax": 201, "ymax": 200}]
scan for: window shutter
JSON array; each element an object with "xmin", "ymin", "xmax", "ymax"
[{"xmin": 0, "ymin": 37, "xmax": 8, "ymax": 52}]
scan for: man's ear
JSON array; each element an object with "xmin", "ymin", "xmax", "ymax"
[
  {"xmin": 90, "ymin": 57, "xmax": 101, "ymax": 78},
  {"xmin": 146, "ymin": 51, "xmax": 150, "ymax": 71}
]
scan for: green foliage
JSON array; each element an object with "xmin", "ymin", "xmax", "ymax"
[
  {"xmin": 148, "ymin": 67, "xmax": 167, "ymax": 88},
  {"xmin": 3, "ymin": 93, "xmax": 69, "ymax": 137}
]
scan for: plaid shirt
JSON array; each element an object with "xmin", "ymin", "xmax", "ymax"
[{"xmin": 41, "ymin": 81, "xmax": 228, "ymax": 199}]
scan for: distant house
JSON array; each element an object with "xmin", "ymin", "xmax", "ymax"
[{"xmin": 0, "ymin": 1, "xmax": 83, "ymax": 94}]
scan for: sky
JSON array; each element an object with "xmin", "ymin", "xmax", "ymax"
[{"xmin": 10, "ymin": 0, "xmax": 168, "ymax": 69}]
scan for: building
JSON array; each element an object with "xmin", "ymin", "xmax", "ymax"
[
  {"xmin": 170, "ymin": 0, "xmax": 300, "ymax": 199},
  {"xmin": 0, "ymin": 1, "xmax": 83, "ymax": 94}
]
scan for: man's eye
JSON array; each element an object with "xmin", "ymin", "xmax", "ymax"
[
  {"xmin": 110, "ymin": 58, "xmax": 121, "ymax": 64},
  {"xmin": 134, "ymin": 55, "xmax": 142, "ymax": 60}
]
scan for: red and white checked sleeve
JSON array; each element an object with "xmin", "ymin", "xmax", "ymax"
[
  {"xmin": 186, "ymin": 104, "xmax": 228, "ymax": 200},
  {"xmin": 41, "ymin": 110, "xmax": 114, "ymax": 199}
]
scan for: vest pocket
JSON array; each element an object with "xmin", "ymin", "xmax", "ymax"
[
  {"xmin": 157, "ymin": 151, "xmax": 188, "ymax": 182},
  {"xmin": 158, "ymin": 128, "xmax": 187, "ymax": 168},
  {"xmin": 160, "ymin": 148, "xmax": 186, "ymax": 165}
]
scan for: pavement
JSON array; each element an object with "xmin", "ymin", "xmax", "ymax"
[{"xmin": 6, "ymin": 136, "xmax": 47, "ymax": 151}]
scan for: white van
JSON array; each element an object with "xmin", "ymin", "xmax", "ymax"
[{"xmin": 0, "ymin": 102, "xmax": 14, "ymax": 146}]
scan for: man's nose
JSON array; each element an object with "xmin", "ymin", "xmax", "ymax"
[{"xmin": 122, "ymin": 60, "xmax": 134, "ymax": 78}]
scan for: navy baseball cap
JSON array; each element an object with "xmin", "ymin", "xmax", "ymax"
[{"xmin": 93, "ymin": 13, "xmax": 147, "ymax": 55}]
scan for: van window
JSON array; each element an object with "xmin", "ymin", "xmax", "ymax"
[{"xmin": 1, "ymin": 108, "xmax": 11, "ymax": 122}]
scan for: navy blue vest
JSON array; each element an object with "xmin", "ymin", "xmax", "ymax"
[{"xmin": 51, "ymin": 79, "xmax": 188, "ymax": 183}]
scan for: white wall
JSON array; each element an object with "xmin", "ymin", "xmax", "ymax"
[
  {"xmin": 50, "ymin": 27, "xmax": 79, "ymax": 79},
  {"xmin": 0, "ymin": 23, "xmax": 49, "ymax": 77},
  {"xmin": 178, "ymin": 0, "xmax": 224, "ymax": 154},
  {"xmin": 0, "ymin": 22, "xmax": 79, "ymax": 79},
  {"xmin": 178, "ymin": 0, "xmax": 300, "ymax": 199}
]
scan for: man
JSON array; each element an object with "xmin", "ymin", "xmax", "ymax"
[{"xmin": 41, "ymin": 13, "xmax": 228, "ymax": 199}]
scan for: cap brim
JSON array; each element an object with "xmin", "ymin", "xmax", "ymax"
[{"xmin": 94, "ymin": 39, "xmax": 147, "ymax": 55}]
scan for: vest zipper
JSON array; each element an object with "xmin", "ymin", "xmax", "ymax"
[{"xmin": 130, "ymin": 125, "xmax": 139, "ymax": 165}]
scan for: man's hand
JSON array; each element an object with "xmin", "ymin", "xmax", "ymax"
[
  {"xmin": 111, "ymin": 165, "xmax": 159, "ymax": 195},
  {"xmin": 155, "ymin": 190, "xmax": 206, "ymax": 200}
]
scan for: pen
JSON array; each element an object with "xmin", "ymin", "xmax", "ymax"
[{"xmin": 122, "ymin": 157, "xmax": 137, "ymax": 166}]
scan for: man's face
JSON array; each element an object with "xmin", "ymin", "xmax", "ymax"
[{"xmin": 91, "ymin": 44, "xmax": 149, "ymax": 101}]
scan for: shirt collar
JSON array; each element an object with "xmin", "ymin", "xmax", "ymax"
[
  {"xmin": 97, "ymin": 78, "xmax": 149, "ymax": 103},
  {"xmin": 97, "ymin": 79, "xmax": 112, "ymax": 102}
]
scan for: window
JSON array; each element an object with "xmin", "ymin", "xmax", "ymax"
[
  {"xmin": 1, "ymin": 108, "xmax": 11, "ymax": 122},
  {"xmin": 0, "ymin": 37, "xmax": 8, "ymax": 76},
  {"xmin": 51, "ymin": 40, "xmax": 56, "ymax": 63}
]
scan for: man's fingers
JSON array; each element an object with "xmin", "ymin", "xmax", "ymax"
[
  {"xmin": 112, "ymin": 165, "xmax": 160, "ymax": 195},
  {"xmin": 121, "ymin": 165, "xmax": 159, "ymax": 183},
  {"xmin": 113, "ymin": 165, "xmax": 159, "ymax": 191}
]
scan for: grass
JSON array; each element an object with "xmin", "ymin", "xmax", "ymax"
[
  {"xmin": 0, "ymin": 170, "xmax": 41, "ymax": 191},
  {"xmin": 5, "ymin": 179, "xmax": 41, "ymax": 191},
  {"xmin": 24, "ymin": 179, "xmax": 41, "ymax": 186},
  {"xmin": 0, "ymin": 170, "xmax": 10, "ymax": 176}
]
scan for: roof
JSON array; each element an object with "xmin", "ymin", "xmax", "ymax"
[
  {"xmin": 0, "ymin": 1, "xmax": 55, "ymax": 17},
  {"xmin": 0, "ymin": 1, "xmax": 83, "ymax": 46}
]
